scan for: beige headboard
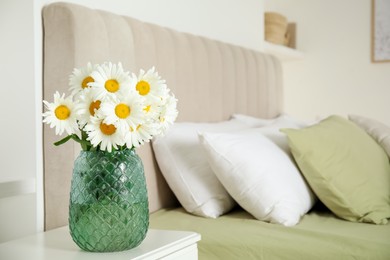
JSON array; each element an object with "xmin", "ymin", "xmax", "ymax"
[{"xmin": 42, "ymin": 2, "xmax": 283, "ymax": 230}]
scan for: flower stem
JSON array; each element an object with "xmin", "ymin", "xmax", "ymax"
[{"xmin": 54, "ymin": 134, "xmax": 79, "ymax": 146}]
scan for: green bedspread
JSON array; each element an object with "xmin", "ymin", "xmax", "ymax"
[{"xmin": 150, "ymin": 207, "xmax": 390, "ymax": 260}]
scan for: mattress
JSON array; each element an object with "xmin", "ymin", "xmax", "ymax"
[{"xmin": 150, "ymin": 207, "xmax": 390, "ymax": 259}]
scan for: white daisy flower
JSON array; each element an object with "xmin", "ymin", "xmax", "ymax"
[
  {"xmin": 133, "ymin": 67, "xmax": 168, "ymax": 104},
  {"xmin": 124, "ymin": 122, "xmax": 158, "ymax": 148},
  {"xmin": 84, "ymin": 116, "xmax": 124, "ymax": 152},
  {"xmin": 99, "ymin": 91, "xmax": 145, "ymax": 132},
  {"xmin": 43, "ymin": 91, "xmax": 79, "ymax": 135},
  {"xmin": 157, "ymin": 94, "xmax": 178, "ymax": 135},
  {"xmin": 89, "ymin": 62, "xmax": 132, "ymax": 101},
  {"xmin": 143, "ymin": 101, "xmax": 163, "ymax": 123},
  {"xmin": 76, "ymin": 88, "xmax": 103, "ymax": 128},
  {"xmin": 68, "ymin": 62, "xmax": 97, "ymax": 97}
]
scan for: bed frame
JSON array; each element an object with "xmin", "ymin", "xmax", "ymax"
[{"xmin": 42, "ymin": 2, "xmax": 283, "ymax": 230}]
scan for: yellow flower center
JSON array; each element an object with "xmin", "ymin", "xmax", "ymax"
[
  {"xmin": 130, "ymin": 124, "xmax": 142, "ymax": 132},
  {"xmin": 136, "ymin": 80, "xmax": 150, "ymax": 96},
  {"xmin": 100, "ymin": 123, "xmax": 116, "ymax": 135},
  {"xmin": 54, "ymin": 105, "xmax": 71, "ymax": 120},
  {"xmin": 105, "ymin": 79, "xmax": 119, "ymax": 93},
  {"xmin": 144, "ymin": 105, "xmax": 151, "ymax": 112},
  {"xmin": 89, "ymin": 100, "xmax": 101, "ymax": 116},
  {"xmin": 115, "ymin": 103, "xmax": 131, "ymax": 119},
  {"xmin": 81, "ymin": 76, "xmax": 94, "ymax": 89}
]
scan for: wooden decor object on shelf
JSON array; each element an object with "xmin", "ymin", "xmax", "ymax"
[
  {"xmin": 264, "ymin": 12, "xmax": 288, "ymax": 45},
  {"xmin": 285, "ymin": 23, "xmax": 296, "ymax": 48}
]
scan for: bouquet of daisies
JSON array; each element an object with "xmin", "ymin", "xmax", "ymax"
[{"xmin": 43, "ymin": 62, "xmax": 178, "ymax": 152}]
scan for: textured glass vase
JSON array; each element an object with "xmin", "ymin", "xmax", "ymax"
[{"xmin": 69, "ymin": 149, "xmax": 149, "ymax": 252}]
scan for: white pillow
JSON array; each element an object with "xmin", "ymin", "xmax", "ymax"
[
  {"xmin": 232, "ymin": 113, "xmax": 308, "ymax": 128},
  {"xmin": 233, "ymin": 114, "xmax": 311, "ymax": 158},
  {"xmin": 152, "ymin": 119, "xmax": 253, "ymax": 218},
  {"xmin": 198, "ymin": 128, "xmax": 316, "ymax": 226},
  {"xmin": 348, "ymin": 114, "xmax": 390, "ymax": 158},
  {"xmin": 255, "ymin": 116, "xmax": 306, "ymax": 155},
  {"xmin": 231, "ymin": 113, "xmax": 279, "ymax": 126}
]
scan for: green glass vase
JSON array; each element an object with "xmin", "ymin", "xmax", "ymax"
[{"xmin": 69, "ymin": 149, "xmax": 149, "ymax": 252}]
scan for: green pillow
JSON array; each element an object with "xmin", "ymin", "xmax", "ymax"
[{"xmin": 281, "ymin": 115, "xmax": 390, "ymax": 224}]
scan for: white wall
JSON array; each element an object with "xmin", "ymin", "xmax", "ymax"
[
  {"xmin": 0, "ymin": 0, "xmax": 35, "ymax": 186},
  {"xmin": 0, "ymin": 0, "xmax": 38, "ymax": 243},
  {"xmin": 265, "ymin": 0, "xmax": 390, "ymax": 125},
  {"xmin": 0, "ymin": 0, "xmax": 265, "ymax": 242},
  {"xmin": 39, "ymin": 0, "xmax": 264, "ymax": 51}
]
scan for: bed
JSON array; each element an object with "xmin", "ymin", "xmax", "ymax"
[{"xmin": 42, "ymin": 2, "xmax": 390, "ymax": 259}]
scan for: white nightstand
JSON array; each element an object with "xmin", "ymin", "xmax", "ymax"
[{"xmin": 0, "ymin": 227, "xmax": 201, "ymax": 260}]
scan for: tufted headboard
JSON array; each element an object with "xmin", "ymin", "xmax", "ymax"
[{"xmin": 42, "ymin": 2, "xmax": 283, "ymax": 230}]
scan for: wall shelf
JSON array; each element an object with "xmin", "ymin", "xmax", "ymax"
[
  {"xmin": 0, "ymin": 178, "xmax": 36, "ymax": 199},
  {"xmin": 263, "ymin": 41, "xmax": 304, "ymax": 61}
]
